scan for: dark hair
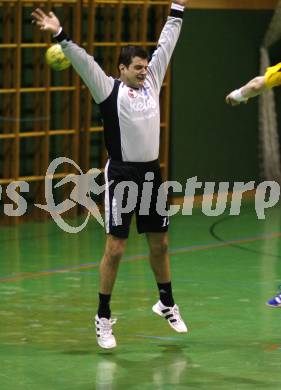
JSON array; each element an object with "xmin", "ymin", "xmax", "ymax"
[{"xmin": 118, "ymin": 45, "xmax": 149, "ymax": 68}]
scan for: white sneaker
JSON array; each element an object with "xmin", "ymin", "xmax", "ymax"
[
  {"xmin": 152, "ymin": 300, "xmax": 188, "ymax": 333},
  {"xmin": 94, "ymin": 315, "xmax": 117, "ymax": 349}
]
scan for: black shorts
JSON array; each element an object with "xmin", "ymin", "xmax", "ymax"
[{"xmin": 104, "ymin": 159, "xmax": 169, "ymax": 239}]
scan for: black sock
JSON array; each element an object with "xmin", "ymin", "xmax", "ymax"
[
  {"xmin": 157, "ymin": 282, "xmax": 175, "ymax": 307},
  {"xmin": 98, "ymin": 293, "xmax": 111, "ymax": 319}
]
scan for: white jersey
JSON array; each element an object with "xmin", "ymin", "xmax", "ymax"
[{"xmin": 58, "ymin": 13, "xmax": 183, "ymax": 162}]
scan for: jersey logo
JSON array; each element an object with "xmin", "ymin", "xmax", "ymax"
[
  {"xmin": 130, "ymin": 95, "xmax": 157, "ymax": 113},
  {"xmin": 128, "ymin": 89, "xmax": 138, "ymax": 98}
]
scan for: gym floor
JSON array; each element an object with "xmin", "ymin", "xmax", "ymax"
[{"xmin": 1, "ymin": 201, "xmax": 281, "ymax": 389}]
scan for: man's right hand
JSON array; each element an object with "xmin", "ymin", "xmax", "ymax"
[{"xmin": 31, "ymin": 8, "xmax": 61, "ymax": 35}]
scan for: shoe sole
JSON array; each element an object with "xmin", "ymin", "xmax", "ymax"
[
  {"xmin": 266, "ymin": 302, "xmax": 281, "ymax": 308},
  {"xmin": 97, "ymin": 340, "xmax": 117, "ymax": 349},
  {"xmin": 152, "ymin": 305, "xmax": 188, "ymax": 333}
]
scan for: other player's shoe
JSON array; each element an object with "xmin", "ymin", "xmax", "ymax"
[
  {"xmin": 94, "ymin": 315, "xmax": 117, "ymax": 349},
  {"xmin": 152, "ymin": 300, "xmax": 188, "ymax": 333},
  {"xmin": 267, "ymin": 292, "xmax": 281, "ymax": 307}
]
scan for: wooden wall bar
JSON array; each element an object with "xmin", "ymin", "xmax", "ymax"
[
  {"xmin": 0, "ymin": 0, "xmax": 171, "ymax": 222},
  {"xmin": 0, "ymin": 0, "xmax": 278, "ymax": 9}
]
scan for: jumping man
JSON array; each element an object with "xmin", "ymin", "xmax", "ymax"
[{"xmin": 32, "ymin": 0, "xmax": 188, "ymax": 349}]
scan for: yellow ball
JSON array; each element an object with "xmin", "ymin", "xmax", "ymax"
[{"xmin": 45, "ymin": 44, "xmax": 71, "ymax": 71}]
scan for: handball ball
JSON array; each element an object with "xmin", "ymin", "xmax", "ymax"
[{"xmin": 45, "ymin": 44, "xmax": 71, "ymax": 71}]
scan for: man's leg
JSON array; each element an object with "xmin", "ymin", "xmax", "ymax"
[
  {"xmin": 146, "ymin": 232, "xmax": 188, "ymax": 333},
  {"xmin": 96, "ymin": 159, "xmax": 134, "ymax": 348},
  {"xmin": 146, "ymin": 231, "xmax": 170, "ymax": 281},
  {"xmin": 98, "ymin": 234, "xmax": 127, "ymax": 318},
  {"xmin": 146, "ymin": 232, "xmax": 174, "ymax": 306},
  {"xmin": 95, "ymin": 234, "xmax": 127, "ymax": 349}
]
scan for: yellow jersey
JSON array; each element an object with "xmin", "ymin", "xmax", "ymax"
[{"xmin": 265, "ymin": 62, "xmax": 281, "ymax": 88}]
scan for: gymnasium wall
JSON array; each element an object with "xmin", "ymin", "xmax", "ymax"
[{"xmin": 170, "ymin": 8, "xmax": 273, "ymax": 189}]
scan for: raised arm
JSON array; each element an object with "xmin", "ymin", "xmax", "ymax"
[
  {"xmin": 147, "ymin": 0, "xmax": 187, "ymax": 92},
  {"xmin": 225, "ymin": 62, "xmax": 281, "ymax": 106},
  {"xmin": 225, "ymin": 77, "xmax": 266, "ymax": 106},
  {"xmin": 31, "ymin": 8, "xmax": 114, "ymax": 104}
]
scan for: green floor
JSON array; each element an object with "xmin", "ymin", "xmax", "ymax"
[{"xmin": 1, "ymin": 203, "xmax": 281, "ymax": 389}]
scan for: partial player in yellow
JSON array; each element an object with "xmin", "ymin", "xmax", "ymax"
[
  {"xmin": 45, "ymin": 43, "xmax": 71, "ymax": 71},
  {"xmin": 225, "ymin": 62, "xmax": 281, "ymax": 106},
  {"xmin": 226, "ymin": 63, "xmax": 281, "ymax": 308}
]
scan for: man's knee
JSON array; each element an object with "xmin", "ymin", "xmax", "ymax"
[
  {"xmin": 149, "ymin": 236, "xmax": 168, "ymax": 257},
  {"xmin": 104, "ymin": 236, "xmax": 126, "ymax": 263}
]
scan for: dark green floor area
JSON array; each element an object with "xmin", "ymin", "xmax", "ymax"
[{"xmin": 1, "ymin": 203, "xmax": 281, "ymax": 389}]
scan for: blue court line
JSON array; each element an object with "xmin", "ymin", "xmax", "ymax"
[
  {"xmin": 169, "ymin": 230, "xmax": 281, "ymax": 254},
  {"xmin": 0, "ymin": 230, "xmax": 281, "ymax": 283}
]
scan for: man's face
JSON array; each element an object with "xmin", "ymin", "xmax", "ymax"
[{"xmin": 119, "ymin": 56, "xmax": 148, "ymax": 89}]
